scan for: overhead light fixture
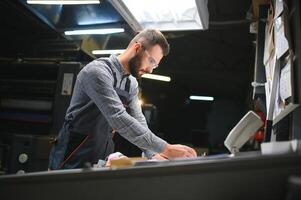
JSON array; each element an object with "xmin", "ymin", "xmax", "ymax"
[
  {"xmin": 109, "ymin": 0, "xmax": 209, "ymax": 32},
  {"xmin": 92, "ymin": 49, "xmax": 125, "ymax": 55},
  {"xmin": 141, "ymin": 74, "xmax": 171, "ymax": 82},
  {"xmin": 27, "ymin": 0, "xmax": 100, "ymax": 4},
  {"xmin": 189, "ymin": 95, "xmax": 214, "ymax": 101},
  {"xmin": 27, "ymin": 0, "xmax": 100, "ymax": 5},
  {"xmin": 64, "ymin": 28, "xmax": 124, "ymax": 35}
]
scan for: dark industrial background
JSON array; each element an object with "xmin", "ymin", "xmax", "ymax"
[{"xmin": 0, "ymin": 0, "xmax": 256, "ymax": 173}]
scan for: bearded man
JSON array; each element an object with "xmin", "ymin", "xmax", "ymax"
[{"xmin": 49, "ymin": 29, "xmax": 196, "ymax": 170}]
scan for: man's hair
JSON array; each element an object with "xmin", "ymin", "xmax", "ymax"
[{"xmin": 130, "ymin": 29, "xmax": 170, "ymax": 56}]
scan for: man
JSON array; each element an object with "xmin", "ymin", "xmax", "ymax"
[{"xmin": 49, "ymin": 29, "xmax": 197, "ymax": 170}]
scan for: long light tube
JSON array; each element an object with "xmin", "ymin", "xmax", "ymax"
[
  {"xmin": 189, "ymin": 95, "xmax": 214, "ymax": 101},
  {"xmin": 27, "ymin": 0, "xmax": 100, "ymax": 5},
  {"xmin": 64, "ymin": 28, "xmax": 124, "ymax": 35},
  {"xmin": 92, "ymin": 49, "xmax": 125, "ymax": 55},
  {"xmin": 141, "ymin": 74, "xmax": 171, "ymax": 82}
]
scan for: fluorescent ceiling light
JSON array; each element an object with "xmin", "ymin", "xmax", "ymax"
[
  {"xmin": 141, "ymin": 74, "xmax": 171, "ymax": 82},
  {"xmin": 27, "ymin": 0, "xmax": 100, "ymax": 4},
  {"xmin": 189, "ymin": 95, "xmax": 214, "ymax": 101},
  {"xmin": 109, "ymin": 0, "xmax": 209, "ymax": 31},
  {"xmin": 64, "ymin": 28, "xmax": 124, "ymax": 35},
  {"xmin": 92, "ymin": 49, "xmax": 125, "ymax": 55}
]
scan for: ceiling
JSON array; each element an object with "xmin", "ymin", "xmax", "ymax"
[
  {"xmin": 0, "ymin": 0, "xmax": 256, "ymax": 146},
  {"xmin": 0, "ymin": 0, "xmax": 255, "ymax": 98}
]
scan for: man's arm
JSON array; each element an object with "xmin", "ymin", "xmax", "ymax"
[
  {"xmin": 127, "ymin": 82, "xmax": 197, "ymax": 159},
  {"xmin": 81, "ymin": 63, "xmax": 197, "ymax": 159},
  {"xmin": 127, "ymin": 86, "xmax": 156, "ymax": 158},
  {"xmin": 80, "ymin": 64, "xmax": 166, "ymax": 153}
]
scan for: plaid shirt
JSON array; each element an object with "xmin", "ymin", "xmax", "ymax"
[{"xmin": 66, "ymin": 54, "xmax": 166, "ymax": 157}]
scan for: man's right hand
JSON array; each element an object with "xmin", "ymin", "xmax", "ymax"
[{"xmin": 160, "ymin": 144, "xmax": 197, "ymax": 159}]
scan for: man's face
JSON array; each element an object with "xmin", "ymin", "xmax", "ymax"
[{"xmin": 128, "ymin": 44, "xmax": 163, "ymax": 78}]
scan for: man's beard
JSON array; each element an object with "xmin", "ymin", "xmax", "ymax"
[{"xmin": 128, "ymin": 53, "xmax": 142, "ymax": 78}]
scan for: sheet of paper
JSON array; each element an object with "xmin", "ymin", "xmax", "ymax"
[
  {"xmin": 265, "ymin": 51, "xmax": 276, "ymax": 88},
  {"xmin": 273, "ymin": 79, "xmax": 283, "ymax": 119},
  {"xmin": 265, "ymin": 52, "xmax": 277, "ymax": 120},
  {"xmin": 274, "ymin": 0, "xmax": 284, "ymax": 19},
  {"xmin": 265, "ymin": 82, "xmax": 271, "ymax": 116},
  {"xmin": 273, "ymin": 61, "xmax": 286, "ymax": 120},
  {"xmin": 61, "ymin": 73, "xmax": 74, "ymax": 96},
  {"xmin": 274, "ymin": 16, "xmax": 289, "ymax": 58},
  {"xmin": 263, "ymin": 8, "xmax": 275, "ymax": 65},
  {"xmin": 279, "ymin": 61, "xmax": 292, "ymax": 100},
  {"xmin": 263, "ymin": 23, "xmax": 274, "ymax": 65}
]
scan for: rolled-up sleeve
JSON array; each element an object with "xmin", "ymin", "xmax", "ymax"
[{"xmin": 80, "ymin": 63, "xmax": 167, "ymax": 153}]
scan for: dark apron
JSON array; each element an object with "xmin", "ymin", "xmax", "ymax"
[
  {"xmin": 49, "ymin": 63, "xmax": 140, "ymax": 170},
  {"xmin": 113, "ymin": 79, "xmax": 142, "ymax": 157}
]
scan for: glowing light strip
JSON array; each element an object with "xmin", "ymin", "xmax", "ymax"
[
  {"xmin": 141, "ymin": 74, "xmax": 171, "ymax": 82},
  {"xmin": 64, "ymin": 28, "xmax": 124, "ymax": 35},
  {"xmin": 27, "ymin": 0, "xmax": 100, "ymax": 5},
  {"xmin": 189, "ymin": 95, "xmax": 214, "ymax": 101},
  {"xmin": 92, "ymin": 49, "xmax": 125, "ymax": 55}
]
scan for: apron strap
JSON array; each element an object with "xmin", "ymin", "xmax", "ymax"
[{"xmin": 125, "ymin": 77, "xmax": 131, "ymax": 93}]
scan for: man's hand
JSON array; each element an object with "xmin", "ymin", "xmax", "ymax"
[
  {"xmin": 160, "ymin": 144, "xmax": 197, "ymax": 159},
  {"xmin": 105, "ymin": 152, "xmax": 127, "ymax": 167},
  {"xmin": 151, "ymin": 153, "xmax": 168, "ymax": 161}
]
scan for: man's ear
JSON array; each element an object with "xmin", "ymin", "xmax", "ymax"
[{"xmin": 133, "ymin": 42, "xmax": 142, "ymax": 53}]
